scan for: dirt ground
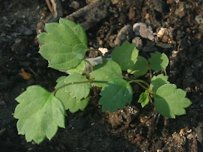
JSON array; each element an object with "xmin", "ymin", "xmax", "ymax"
[{"xmin": 0, "ymin": 0, "xmax": 203, "ymax": 152}]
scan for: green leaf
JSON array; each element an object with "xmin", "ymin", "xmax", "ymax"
[
  {"xmin": 66, "ymin": 60, "xmax": 86, "ymax": 74},
  {"xmin": 112, "ymin": 41, "xmax": 139, "ymax": 70},
  {"xmin": 14, "ymin": 86, "xmax": 65, "ymax": 144},
  {"xmin": 38, "ymin": 18, "xmax": 88, "ymax": 72},
  {"xmin": 127, "ymin": 56, "xmax": 149, "ymax": 77},
  {"xmin": 154, "ymin": 84, "xmax": 192, "ymax": 118},
  {"xmin": 148, "ymin": 52, "xmax": 169, "ymax": 72},
  {"xmin": 138, "ymin": 90, "xmax": 150, "ymax": 108},
  {"xmin": 99, "ymin": 79, "xmax": 133, "ymax": 112},
  {"xmin": 55, "ymin": 73, "xmax": 90, "ymax": 111},
  {"xmin": 59, "ymin": 18, "xmax": 87, "ymax": 46},
  {"xmin": 55, "ymin": 73, "xmax": 90, "ymax": 101},
  {"xmin": 56, "ymin": 76, "xmax": 66, "ymax": 84},
  {"xmin": 55, "ymin": 85, "xmax": 89, "ymax": 112},
  {"xmin": 90, "ymin": 60, "xmax": 123, "ymax": 88},
  {"xmin": 151, "ymin": 74, "xmax": 169, "ymax": 93},
  {"xmin": 55, "ymin": 87, "xmax": 89, "ymax": 112},
  {"xmin": 67, "ymin": 97, "xmax": 89, "ymax": 113}
]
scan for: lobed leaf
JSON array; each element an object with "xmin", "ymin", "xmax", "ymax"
[
  {"xmin": 14, "ymin": 85, "xmax": 65, "ymax": 144},
  {"xmin": 55, "ymin": 89, "xmax": 89, "ymax": 112},
  {"xmin": 99, "ymin": 79, "xmax": 133, "ymax": 112},
  {"xmin": 38, "ymin": 18, "xmax": 88, "ymax": 72},
  {"xmin": 66, "ymin": 60, "xmax": 86, "ymax": 74},
  {"xmin": 150, "ymin": 74, "xmax": 169, "ymax": 93},
  {"xmin": 127, "ymin": 56, "xmax": 149, "ymax": 77},
  {"xmin": 112, "ymin": 41, "xmax": 139, "ymax": 70},
  {"xmin": 90, "ymin": 60, "xmax": 123, "ymax": 88},
  {"xmin": 154, "ymin": 84, "xmax": 192, "ymax": 118},
  {"xmin": 55, "ymin": 73, "xmax": 90, "ymax": 102},
  {"xmin": 148, "ymin": 52, "xmax": 169, "ymax": 72},
  {"xmin": 67, "ymin": 97, "xmax": 89, "ymax": 113}
]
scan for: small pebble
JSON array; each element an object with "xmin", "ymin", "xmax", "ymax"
[
  {"xmin": 195, "ymin": 15, "xmax": 203, "ymax": 24},
  {"xmin": 167, "ymin": 0, "xmax": 174, "ymax": 4},
  {"xmin": 114, "ymin": 24, "xmax": 133, "ymax": 46},
  {"xmin": 133, "ymin": 23, "xmax": 154, "ymax": 41},
  {"xmin": 152, "ymin": 0, "xmax": 167, "ymax": 13},
  {"xmin": 86, "ymin": 0, "xmax": 97, "ymax": 4},
  {"xmin": 175, "ymin": 2, "xmax": 185, "ymax": 18},
  {"xmin": 157, "ymin": 28, "xmax": 167, "ymax": 38},
  {"xmin": 98, "ymin": 47, "xmax": 108, "ymax": 56},
  {"xmin": 132, "ymin": 37, "xmax": 142, "ymax": 49},
  {"xmin": 157, "ymin": 27, "xmax": 173, "ymax": 43},
  {"xmin": 70, "ymin": 1, "xmax": 80, "ymax": 10},
  {"xmin": 128, "ymin": 7, "xmax": 135, "ymax": 20}
]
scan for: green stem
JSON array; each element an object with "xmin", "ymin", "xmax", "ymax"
[
  {"xmin": 129, "ymin": 79, "xmax": 149, "ymax": 90},
  {"xmin": 136, "ymin": 80, "xmax": 150, "ymax": 88},
  {"xmin": 163, "ymin": 69, "xmax": 167, "ymax": 76},
  {"xmin": 53, "ymin": 79, "xmax": 108, "ymax": 95}
]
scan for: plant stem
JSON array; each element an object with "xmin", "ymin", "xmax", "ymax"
[
  {"xmin": 163, "ymin": 69, "xmax": 167, "ymax": 76},
  {"xmin": 53, "ymin": 79, "xmax": 108, "ymax": 95},
  {"xmin": 129, "ymin": 79, "xmax": 149, "ymax": 90}
]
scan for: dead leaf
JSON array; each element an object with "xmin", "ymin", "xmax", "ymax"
[{"xmin": 19, "ymin": 68, "xmax": 32, "ymax": 80}]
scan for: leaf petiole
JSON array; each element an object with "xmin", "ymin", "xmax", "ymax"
[
  {"xmin": 129, "ymin": 79, "xmax": 149, "ymax": 90},
  {"xmin": 53, "ymin": 79, "xmax": 108, "ymax": 95}
]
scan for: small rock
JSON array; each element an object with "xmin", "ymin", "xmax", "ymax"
[
  {"xmin": 133, "ymin": 23, "xmax": 154, "ymax": 41},
  {"xmin": 157, "ymin": 28, "xmax": 167, "ymax": 38},
  {"xmin": 195, "ymin": 15, "xmax": 203, "ymax": 24},
  {"xmin": 70, "ymin": 1, "xmax": 80, "ymax": 9},
  {"xmin": 199, "ymin": 24, "xmax": 203, "ymax": 34},
  {"xmin": 111, "ymin": 0, "xmax": 121, "ymax": 5},
  {"xmin": 128, "ymin": 7, "xmax": 135, "ymax": 21},
  {"xmin": 98, "ymin": 47, "xmax": 108, "ymax": 56},
  {"xmin": 175, "ymin": 2, "xmax": 185, "ymax": 18},
  {"xmin": 195, "ymin": 123, "xmax": 203, "ymax": 143},
  {"xmin": 86, "ymin": 0, "xmax": 97, "ymax": 4},
  {"xmin": 157, "ymin": 27, "xmax": 173, "ymax": 43},
  {"xmin": 166, "ymin": 0, "xmax": 174, "ymax": 4},
  {"xmin": 152, "ymin": 0, "xmax": 167, "ymax": 13},
  {"xmin": 132, "ymin": 37, "xmax": 142, "ymax": 49},
  {"xmin": 114, "ymin": 24, "xmax": 133, "ymax": 46}
]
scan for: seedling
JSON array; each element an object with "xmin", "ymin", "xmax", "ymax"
[{"xmin": 14, "ymin": 18, "xmax": 191, "ymax": 144}]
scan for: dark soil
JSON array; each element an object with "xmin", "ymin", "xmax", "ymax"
[{"xmin": 0, "ymin": 0, "xmax": 203, "ymax": 152}]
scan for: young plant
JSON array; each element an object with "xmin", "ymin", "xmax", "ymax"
[{"xmin": 14, "ymin": 18, "xmax": 191, "ymax": 144}]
